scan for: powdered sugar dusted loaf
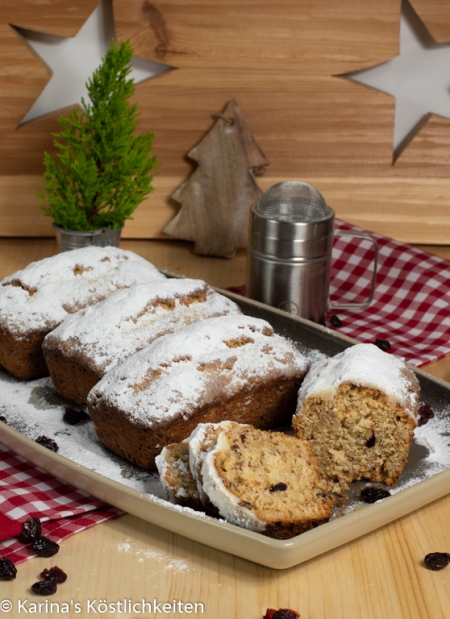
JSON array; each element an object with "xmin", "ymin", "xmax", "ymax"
[
  {"xmin": 0, "ymin": 246, "xmax": 165, "ymax": 379},
  {"xmin": 294, "ymin": 343, "xmax": 420, "ymax": 487},
  {"xmin": 43, "ymin": 278, "xmax": 241, "ymax": 404},
  {"xmin": 88, "ymin": 315, "xmax": 309, "ymax": 469},
  {"xmin": 199, "ymin": 423, "xmax": 334, "ymax": 539}
]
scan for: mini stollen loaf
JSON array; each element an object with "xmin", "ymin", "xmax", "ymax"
[
  {"xmin": 155, "ymin": 441, "xmax": 204, "ymax": 512},
  {"xmin": 293, "ymin": 343, "xmax": 420, "ymax": 488},
  {"xmin": 155, "ymin": 422, "xmax": 241, "ymax": 515},
  {"xmin": 188, "ymin": 420, "xmax": 241, "ymax": 516},
  {"xmin": 0, "ymin": 246, "xmax": 165, "ymax": 380},
  {"xmin": 87, "ymin": 315, "xmax": 309, "ymax": 469},
  {"xmin": 201, "ymin": 424, "xmax": 334, "ymax": 539},
  {"xmin": 43, "ymin": 278, "xmax": 241, "ymax": 404}
]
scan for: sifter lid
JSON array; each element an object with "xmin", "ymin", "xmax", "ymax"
[
  {"xmin": 255, "ymin": 181, "xmax": 333, "ymax": 223},
  {"xmin": 249, "ymin": 182, "xmax": 335, "ymax": 260}
]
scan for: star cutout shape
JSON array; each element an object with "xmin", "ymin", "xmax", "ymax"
[
  {"xmin": 13, "ymin": 0, "xmax": 172, "ymax": 126},
  {"xmin": 341, "ymin": 0, "xmax": 450, "ymax": 162}
]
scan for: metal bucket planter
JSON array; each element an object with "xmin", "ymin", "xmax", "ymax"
[{"xmin": 53, "ymin": 224, "xmax": 124, "ymax": 252}]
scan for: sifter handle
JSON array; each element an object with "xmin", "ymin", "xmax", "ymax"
[{"xmin": 328, "ymin": 230, "xmax": 378, "ymax": 310}]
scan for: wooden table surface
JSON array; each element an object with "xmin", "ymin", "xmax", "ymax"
[{"xmin": 2, "ymin": 237, "xmax": 450, "ymax": 619}]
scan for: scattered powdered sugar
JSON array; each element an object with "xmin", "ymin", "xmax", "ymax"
[
  {"xmin": 0, "ymin": 371, "xmax": 164, "ymax": 497},
  {"xmin": 116, "ymin": 538, "xmax": 200, "ymax": 573}
]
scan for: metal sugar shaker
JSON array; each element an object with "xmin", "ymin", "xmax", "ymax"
[{"xmin": 246, "ymin": 181, "xmax": 377, "ymax": 324}]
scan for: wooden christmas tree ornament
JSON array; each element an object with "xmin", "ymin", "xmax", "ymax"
[{"xmin": 162, "ymin": 99, "xmax": 269, "ymax": 258}]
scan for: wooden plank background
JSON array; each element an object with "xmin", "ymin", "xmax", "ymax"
[{"xmin": 1, "ymin": 0, "xmax": 450, "ymax": 243}]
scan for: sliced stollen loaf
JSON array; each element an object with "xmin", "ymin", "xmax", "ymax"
[
  {"xmin": 198, "ymin": 423, "xmax": 334, "ymax": 539},
  {"xmin": 293, "ymin": 343, "xmax": 420, "ymax": 488},
  {"xmin": 0, "ymin": 247, "xmax": 165, "ymax": 380},
  {"xmin": 188, "ymin": 421, "xmax": 241, "ymax": 516},
  {"xmin": 87, "ymin": 315, "xmax": 309, "ymax": 469},
  {"xmin": 155, "ymin": 422, "xmax": 242, "ymax": 515},
  {"xmin": 155, "ymin": 441, "xmax": 204, "ymax": 512},
  {"xmin": 43, "ymin": 278, "xmax": 241, "ymax": 404}
]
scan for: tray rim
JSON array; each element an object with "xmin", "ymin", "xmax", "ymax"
[{"xmin": 1, "ymin": 290, "xmax": 450, "ymax": 570}]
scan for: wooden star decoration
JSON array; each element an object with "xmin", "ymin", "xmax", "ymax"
[
  {"xmin": 13, "ymin": 0, "xmax": 172, "ymax": 125},
  {"xmin": 341, "ymin": 0, "xmax": 450, "ymax": 162}
]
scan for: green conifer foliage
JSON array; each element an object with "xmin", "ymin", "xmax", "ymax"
[{"xmin": 38, "ymin": 39, "xmax": 159, "ymax": 231}]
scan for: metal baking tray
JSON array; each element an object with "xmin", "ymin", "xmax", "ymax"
[{"xmin": 1, "ymin": 290, "xmax": 450, "ymax": 569}]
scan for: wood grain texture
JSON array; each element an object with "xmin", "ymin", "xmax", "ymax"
[
  {"xmin": 412, "ymin": 0, "xmax": 450, "ymax": 42},
  {"xmin": 6, "ymin": 174, "xmax": 450, "ymax": 243},
  {"xmin": 2, "ymin": 237, "xmax": 450, "ymax": 619},
  {"xmin": 2, "ymin": 1, "xmax": 450, "ymax": 243}
]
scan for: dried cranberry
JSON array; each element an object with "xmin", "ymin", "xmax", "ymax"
[
  {"xmin": 20, "ymin": 517, "xmax": 42, "ymax": 543},
  {"xmin": 63, "ymin": 407, "xmax": 90, "ymax": 425},
  {"xmin": 40, "ymin": 566, "xmax": 67, "ymax": 584},
  {"xmin": 269, "ymin": 483, "xmax": 288, "ymax": 492},
  {"xmin": 264, "ymin": 609, "xmax": 300, "ymax": 619},
  {"xmin": 32, "ymin": 537, "xmax": 60, "ymax": 558},
  {"xmin": 360, "ymin": 486, "xmax": 391, "ymax": 503},
  {"xmin": 0, "ymin": 415, "xmax": 6, "ymax": 423},
  {"xmin": 418, "ymin": 404, "xmax": 435, "ymax": 427},
  {"xmin": 374, "ymin": 338, "xmax": 391, "ymax": 351},
  {"xmin": 365, "ymin": 434, "xmax": 376, "ymax": 448},
  {"xmin": 424, "ymin": 552, "xmax": 450, "ymax": 571},
  {"xmin": 329, "ymin": 315, "xmax": 342, "ymax": 328},
  {"xmin": 35, "ymin": 436, "xmax": 59, "ymax": 452},
  {"xmin": 0, "ymin": 557, "xmax": 17, "ymax": 580},
  {"xmin": 31, "ymin": 580, "xmax": 57, "ymax": 595},
  {"xmin": 226, "ymin": 285, "xmax": 247, "ymax": 296}
]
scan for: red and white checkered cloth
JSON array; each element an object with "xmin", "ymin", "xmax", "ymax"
[
  {"xmin": 330, "ymin": 220, "xmax": 450, "ymax": 367},
  {"xmin": 0, "ymin": 444, "xmax": 122, "ymax": 564}
]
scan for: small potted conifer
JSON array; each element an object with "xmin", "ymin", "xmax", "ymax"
[{"xmin": 38, "ymin": 39, "xmax": 158, "ymax": 251}]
